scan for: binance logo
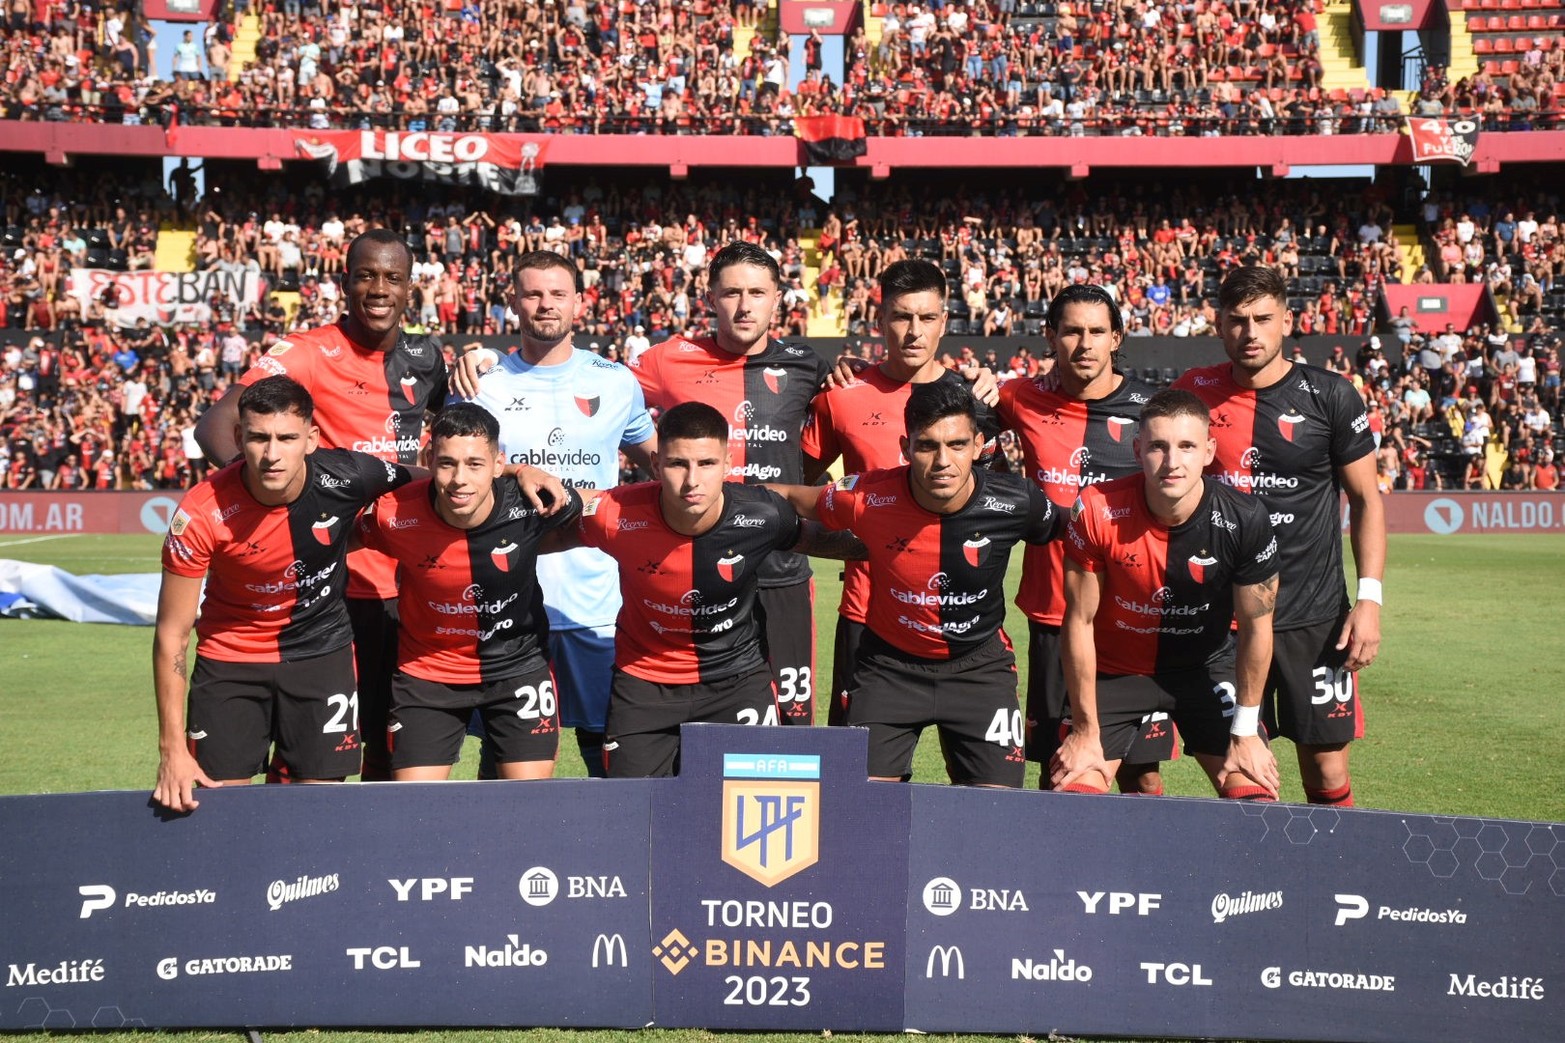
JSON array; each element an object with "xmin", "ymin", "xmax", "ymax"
[
  {"xmin": 653, "ymin": 929, "xmax": 699, "ymax": 975},
  {"xmin": 720, "ymin": 754, "xmax": 821, "ymax": 887}
]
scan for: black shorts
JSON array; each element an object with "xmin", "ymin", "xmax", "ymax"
[
  {"xmin": 758, "ymin": 581, "xmax": 815, "ymax": 726},
  {"xmin": 1088, "ymin": 657, "xmax": 1234, "ymax": 764},
  {"xmin": 848, "ymin": 630, "xmax": 1025, "ymax": 787},
  {"xmin": 187, "ymin": 646, "xmax": 361, "ymax": 781},
  {"xmin": 389, "ymin": 661, "xmax": 559, "ymax": 770},
  {"xmin": 604, "ymin": 666, "xmax": 778, "ymax": 778},
  {"xmin": 1024, "ymin": 621, "xmax": 1174, "ymax": 766},
  {"xmin": 827, "ymin": 615, "xmax": 865, "ymax": 728},
  {"xmin": 1266, "ymin": 613, "xmax": 1364, "ymax": 746},
  {"xmin": 347, "ymin": 596, "xmax": 399, "ymax": 775}
]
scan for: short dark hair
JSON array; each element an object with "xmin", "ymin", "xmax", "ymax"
[
  {"xmin": 431, "ymin": 402, "xmax": 500, "ymax": 449},
  {"xmin": 514, "ymin": 249, "xmax": 583, "ymax": 292},
  {"xmin": 239, "ymin": 375, "xmax": 314, "ymax": 422},
  {"xmin": 1217, "ymin": 265, "xmax": 1288, "ymax": 313},
  {"xmin": 904, "ymin": 378, "xmax": 976, "ymax": 437},
  {"xmin": 346, "ymin": 228, "xmax": 413, "ymax": 274},
  {"xmin": 1139, "ymin": 388, "xmax": 1211, "ymax": 426},
  {"xmin": 658, "ymin": 401, "xmax": 729, "ymax": 443},
  {"xmin": 708, "ymin": 241, "xmax": 780, "ymax": 287},
  {"xmin": 880, "ymin": 258, "xmax": 947, "ymax": 303},
  {"xmin": 1047, "ymin": 283, "xmax": 1124, "ymax": 335}
]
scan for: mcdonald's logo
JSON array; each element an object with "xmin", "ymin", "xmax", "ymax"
[
  {"xmin": 592, "ymin": 933, "xmax": 628, "ymax": 968},
  {"xmin": 926, "ymin": 945, "xmax": 965, "ymax": 979}
]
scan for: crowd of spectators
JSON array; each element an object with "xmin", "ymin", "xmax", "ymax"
[
  {"xmin": 2, "ymin": 0, "xmax": 1562, "ymax": 135},
  {"xmin": 3, "ymin": 161, "xmax": 1563, "ymax": 491}
]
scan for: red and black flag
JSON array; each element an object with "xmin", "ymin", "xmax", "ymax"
[
  {"xmin": 794, "ymin": 115, "xmax": 868, "ymax": 165},
  {"xmin": 1407, "ymin": 116, "xmax": 1479, "ymax": 167}
]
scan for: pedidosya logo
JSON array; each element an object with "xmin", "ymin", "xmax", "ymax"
[{"xmin": 720, "ymin": 753, "xmax": 820, "ymax": 887}]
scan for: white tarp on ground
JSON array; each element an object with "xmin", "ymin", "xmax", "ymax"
[{"xmin": 0, "ymin": 560, "xmax": 161, "ymax": 625}]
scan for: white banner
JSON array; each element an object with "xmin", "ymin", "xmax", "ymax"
[{"xmin": 67, "ymin": 268, "xmax": 261, "ymax": 328}]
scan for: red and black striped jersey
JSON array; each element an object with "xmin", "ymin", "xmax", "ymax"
[
  {"xmin": 162, "ymin": 450, "xmax": 414, "ymax": 663},
  {"xmin": 1064, "ymin": 475, "xmax": 1279, "ymax": 676},
  {"xmin": 578, "ymin": 482, "xmax": 801, "ymax": 684},
  {"xmin": 801, "ymin": 366, "xmax": 1002, "ymax": 623},
  {"xmin": 628, "ymin": 335, "xmax": 829, "ymax": 589},
  {"xmin": 1174, "ymin": 362, "xmax": 1373, "ymax": 630},
  {"xmin": 997, "ymin": 372, "xmax": 1155, "ymax": 627},
  {"xmin": 240, "ymin": 321, "xmax": 448, "ymax": 599},
  {"xmin": 818, "ymin": 468, "xmax": 1059, "ymax": 660},
  {"xmin": 356, "ymin": 479, "xmax": 583, "ymax": 685}
]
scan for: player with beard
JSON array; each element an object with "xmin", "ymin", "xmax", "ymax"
[
  {"xmin": 155, "ymin": 377, "xmax": 417, "ymax": 812},
  {"xmin": 800, "ymin": 258, "xmax": 1000, "ymax": 727},
  {"xmin": 995, "ymin": 284, "xmax": 1168, "ymax": 793},
  {"xmin": 1052, "ymin": 389, "xmax": 1281, "ymax": 799},
  {"xmin": 773, "ymin": 381, "xmax": 1062, "ymax": 787},
  {"xmin": 1175, "ymin": 266, "xmax": 1383, "ymax": 807},
  {"xmin": 451, "ymin": 251, "xmax": 655, "ymax": 776},
  {"xmin": 193, "ymin": 230, "xmax": 448, "ymax": 782},
  {"xmin": 627, "ymin": 242, "xmax": 832, "ymax": 726},
  {"xmin": 356, "ymin": 403, "xmax": 582, "ymax": 781}
]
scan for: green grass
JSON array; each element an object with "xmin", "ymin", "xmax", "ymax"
[{"xmin": 1, "ymin": 531, "xmax": 1561, "ymax": 1043}]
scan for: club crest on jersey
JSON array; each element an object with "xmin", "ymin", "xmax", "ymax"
[
  {"xmin": 1277, "ymin": 410, "xmax": 1306, "ymax": 442},
  {"xmin": 1187, "ymin": 553, "xmax": 1218, "ymax": 584},
  {"xmin": 399, "ymin": 375, "xmax": 418, "ymax": 404},
  {"xmin": 716, "ymin": 551, "xmax": 744, "ymax": 582},
  {"xmin": 491, "ymin": 539, "xmax": 519, "ymax": 573},
  {"xmin": 963, "ymin": 535, "xmax": 991, "ymax": 568},
  {"xmin": 1106, "ymin": 416, "xmax": 1135, "ymax": 443},
  {"xmin": 576, "ymin": 393, "xmax": 601, "ymax": 418},
  {"xmin": 762, "ymin": 366, "xmax": 788, "ymax": 394},
  {"xmin": 312, "ymin": 515, "xmax": 340, "ymax": 546},
  {"xmin": 720, "ymin": 753, "xmax": 821, "ymax": 888}
]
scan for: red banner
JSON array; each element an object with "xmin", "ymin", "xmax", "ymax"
[
  {"xmin": 0, "ymin": 492, "xmax": 180, "ymax": 536},
  {"xmin": 289, "ymin": 131, "xmax": 546, "ymax": 195},
  {"xmin": 1407, "ymin": 117, "xmax": 1479, "ymax": 167},
  {"xmin": 794, "ymin": 115, "xmax": 868, "ymax": 165},
  {"xmin": 1342, "ymin": 492, "xmax": 1565, "ymax": 534}
]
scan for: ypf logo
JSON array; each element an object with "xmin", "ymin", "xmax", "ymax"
[
  {"xmin": 720, "ymin": 753, "xmax": 820, "ymax": 887},
  {"xmin": 922, "ymin": 877, "xmax": 961, "ymax": 917}
]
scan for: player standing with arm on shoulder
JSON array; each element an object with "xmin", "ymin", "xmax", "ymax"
[
  {"xmin": 193, "ymin": 230, "xmax": 449, "ymax": 782},
  {"xmin": 626, "ymin": 242, "xmax": 832, "ymax": 725},
  {"xmin": 453, "ymin": 251, "xmax": 655, "ymax": 776},
  {"xmin": 154, "ymin": 377, "xmax": 416, "ymax": 812},
  {"xmin": 994, "ymin": 284, "xmax": 1167, "ymax": 793},
  {"xmin": 1175, "ymin": 266, "xmax": 1384, "ymax": 806},
  {"xmin": 800, "ymin": 259, "xmax": 1001, "ymax": 727},
  {"xmin": 773, "ymin": 381, "xmax": 1061, "ymax": 788},
  {"xmin": 357, "ymin": 403, "xmax": 582, "ymax": 781},
  {"xmin": 1052, "ymin": 389, "xmax": 1281, "ymax": 799}
]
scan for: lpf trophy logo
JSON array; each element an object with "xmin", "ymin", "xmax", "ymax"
[{"xmin": 720, "ymin": 753, "xmax": 820, "ymax": 887}]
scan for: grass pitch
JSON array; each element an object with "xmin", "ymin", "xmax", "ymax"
[{"xmin": 1, "ymin": 531, "xmax": 1561, "ymax": 1043}]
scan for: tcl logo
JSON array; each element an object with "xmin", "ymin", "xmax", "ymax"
[
  {"xmin": 346, "ymin": 946, "xmax": 420, "ymax": 970},
  {"xmin": 1077, "ymin": 891, "xmax": 1161, "ymax": 916},
  {"xmin": 1141, "ymin": 962, "xmax": 1212, "ymax": 986},
  {"xmin": 389, "ymin": 878, "xmax": 472, "ymax": 901}
]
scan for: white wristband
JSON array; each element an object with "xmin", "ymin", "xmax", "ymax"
[
  {"xmin": 1356, "ymin": 577, "xmax": 1383, "ymax": 605},
  {"xmin": 1230, "ymin": 703, "xmax": 1261, "ymax": 737}
]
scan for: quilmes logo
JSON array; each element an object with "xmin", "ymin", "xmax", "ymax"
[{"xmin": 720, "ymin": 753, "xmax": 821, "ymax": 887}]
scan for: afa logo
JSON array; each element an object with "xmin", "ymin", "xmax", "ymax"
[{"xmin": 720, "ymin": 753, "xmax": 821, "ymax": 887}]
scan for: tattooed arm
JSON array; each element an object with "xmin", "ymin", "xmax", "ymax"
[
  {"xmin": 152, "ymin": 571, "xmax": 216, "ymax": 813},
  {"xmin": 792, "ymin": 519, "xmax": 868, "ymax": 561},
  {"xmin": 1224, "ymin": 573, "xmax": 1281, "ymax": 798}
]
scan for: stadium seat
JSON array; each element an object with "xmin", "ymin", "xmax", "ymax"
[
  {"xmin": 107, "ymin": 249, "xmax": 128, "ymax": 271},
  {"xmin": 1475, "ymin": 36, "xmax": 1496, "ymax": 52}
]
